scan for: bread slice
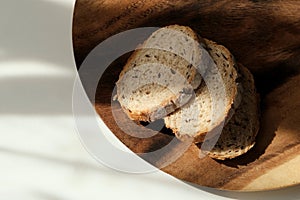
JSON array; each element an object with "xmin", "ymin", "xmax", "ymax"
[
  {"xmin": 164, "ymin": 39, "xmax": 242, "ymax": 142},
  {"xmin": 201, "ymin": 64, "xmax": 260, "ymax": 160},
  {"xmin": 116, "ymin": 25, "xmax": 214, "ymax": 122}
]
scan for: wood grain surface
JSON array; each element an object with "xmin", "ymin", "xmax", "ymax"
[
  {"xmin": 73, "ymin": 0, "xmax": 300, "ymax": 74},
  {"xmin": 73, "ymin": 0, "xmax": 300, "ymax": 191}
]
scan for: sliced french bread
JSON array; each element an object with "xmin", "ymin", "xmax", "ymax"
[
  {"xmin": 201, "ymin": 63, "xmax": 260, "ymax": 160},
  {"xmin": 116, "ymin": 25, "xmax": 214, "ymax": 122},
  {"xmin": 164, "ymin": 39, "xmax": 242, "ymax": 142}
]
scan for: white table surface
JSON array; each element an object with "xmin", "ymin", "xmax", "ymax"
[{"xmin": 0, "ymin": 0, "xmax": 300, "ymax": 199}]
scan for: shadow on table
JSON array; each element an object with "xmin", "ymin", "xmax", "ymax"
[{"xmin": 0, "ymin": 0, "xmax": 75, "ymax": 115}]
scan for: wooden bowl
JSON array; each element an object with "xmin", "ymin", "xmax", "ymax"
[{"xmin": 72, "ymin": 0, "xmax": 300, "ymax": 191}]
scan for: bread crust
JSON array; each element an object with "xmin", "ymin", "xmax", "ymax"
[
  {"xmin": 164, "ymin": 39, "xmax": 243, "ymax": 142},
  {"xmin": 203, "ymin": 64, "xmax": 260, "ymax": 160}
]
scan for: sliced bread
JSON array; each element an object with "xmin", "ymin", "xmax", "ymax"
[
  {"xmin": 201, "ymin": 64, "xmax": 260, "ymax": 160},
  {"xmin": 164, "ymin": 39, "xmax": 242, "ymax": 142},
  {"xmin": 116, "ymin": 25, "xmax": 214, "ymax": 122}
]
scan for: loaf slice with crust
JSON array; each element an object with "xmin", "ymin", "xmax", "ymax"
[
  {"xmin": 116, "ymin": 25, "xmax": 214, "ymax": 122},
  {"xmin": 164, "ymin": 39, "xmax": 242, "ymax": 142},
  {"xmin": 201, "ymin": 64, "xmax": 260, "ymax": 160}
]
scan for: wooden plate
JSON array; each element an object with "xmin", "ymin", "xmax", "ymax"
[{"xmin": 73, "ymin": 0, "xmax": 300, "ymax": 191}]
